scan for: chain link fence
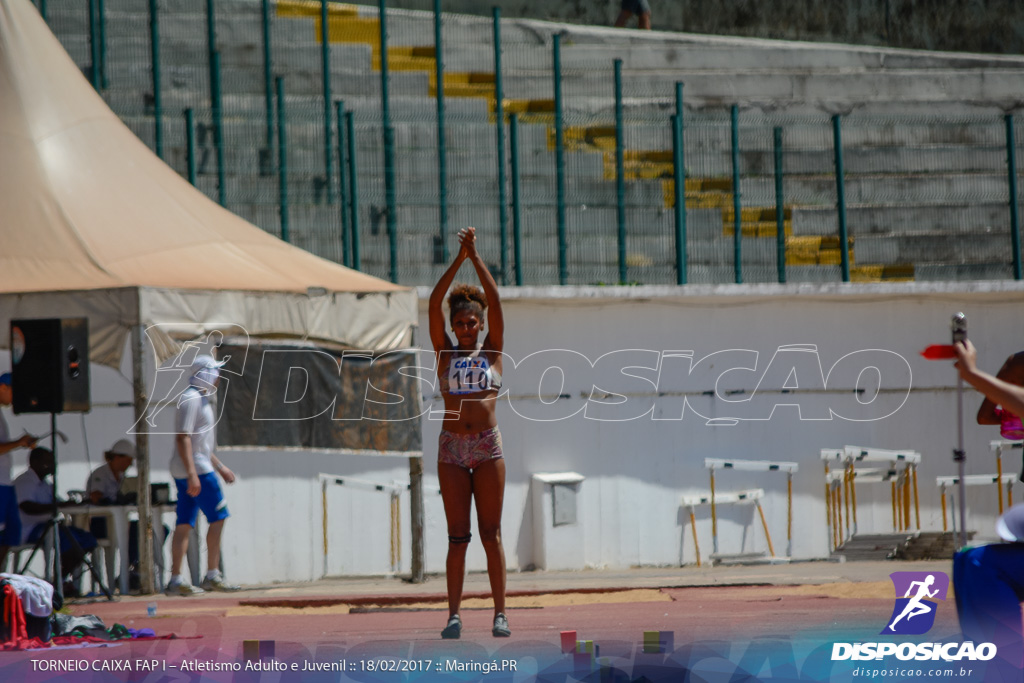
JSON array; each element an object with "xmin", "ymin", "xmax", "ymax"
[{"xmin": 39, "ymin": 0, "xmax": 1024, "ymax": 286}]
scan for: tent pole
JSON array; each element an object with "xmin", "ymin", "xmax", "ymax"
[
  {"xmin": 408, "ymin": 455, "xmax": 424, "ymax": 583},
  {"xmin": 132, "ymin": 323, "xmax": 156, "ymax": 595}
]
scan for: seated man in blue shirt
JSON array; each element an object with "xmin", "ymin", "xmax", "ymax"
[{"xmin": 15, "ymin": 447, "xmax": 97, "ymax": 587}]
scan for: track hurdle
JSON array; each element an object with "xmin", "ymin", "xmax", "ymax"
[
  {"xmin": 846, "ymin": 447, "xmax": 922, "ymax": 534},
  {"xmin": 682, "ymin": 489, "xmax": 766, "ymax": 566},
  {"xmin": 821, "ymin": 446, "xmax": 921, "ymax": 550},
  {"xmin": 937, "ymin": 473, "xmax": 1017, "ymax": 535},
  {"xmin": 991, "ymin": 440, "xmax": 1023, "ymax": 514},
  {"xmin": 704, "ymin": 457, "xmax": 799, "ymax": 558}
]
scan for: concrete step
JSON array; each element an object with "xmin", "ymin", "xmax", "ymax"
[
  {"xmin": 834, "ymin": 533, "xmax": 914, "ymax": 561},
  {"xmin": 914, "ymin": 263, "xmax": 1016, "ymax": 281},
  {"xmin": 741, "ymin": 172, "xmax": 1014, "ymax": 206},
  {"xmin": 893, "ymin": 531, "xmax": 969, "ymax": 560},
  {"xmin": 50, "ymin": 0, "xmax": 264, "ymax": 14},
  {"xmin": 498, "ymin": 70, "xmax": 1024, "ymax": 107},
  {"xmin": 792, "ymin": 204, "xmax": 1013, "ymax": 236},
  {"xmin": 224, "ymin": 200, "xmax": 719, "ymax": 239},
  {"xmin": 516, "ymin": 97, "xmax": 1017, "ymax": 124},
  {"xmin": 46, "ymin": 9, "xmax": 283, "ymax": 44},
  {"xmin": 186, "ymin": 173, "xmax": 676, "ymax": 204},
  {"xmin": 556, "ymin": 140, "xmax": 1015, "ymax": 182},
  {"xmin": 56, "ymin": 34, "xmax": 376, "ymax": 73},
  {"xmin": 94, "ymin": 61, "xmax": 431, "ymax": 97},
  {"xmin": 101, "ymin": 88, "xmax": 491, "ymax": 118},
  {"xmin": 364, "ymin": 261, "xmax": 805, "ymax": 287},
  {"xmin": 448, "ymin": 42, "xmax": 1024, "ymax": 74},
  {"xmin": 854, "ymin": 233, "xmax": 1014, "ymax": 264}
]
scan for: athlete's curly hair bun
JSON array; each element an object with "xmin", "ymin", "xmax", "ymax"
[{"xmin": 448, "ymin": 283, "xmax": 487, "ymax": 322}]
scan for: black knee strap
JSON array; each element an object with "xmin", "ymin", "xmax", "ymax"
[{"xmin": 449, "ymin": 534, "xmax": 472, "ymax": 544}]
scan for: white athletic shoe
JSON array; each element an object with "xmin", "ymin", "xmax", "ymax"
[
  {"xmin": 165, "ymin": 580, "xmax": 205, "ymax": 596},
  {"xmin": 201, "ymin": 571, "xmax": 241, "ymax": 592}
]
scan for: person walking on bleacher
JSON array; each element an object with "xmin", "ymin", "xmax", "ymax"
[{"xmin": 614, "ymin": 0, "xmax": 652, "ymax": 30}]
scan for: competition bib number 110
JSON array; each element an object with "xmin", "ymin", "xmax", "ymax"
[{"xmin": 448, "ymin": 356, "xmax": 492, "ymax": 395}]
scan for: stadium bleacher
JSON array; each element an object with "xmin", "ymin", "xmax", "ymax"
[{"xmin": 39, "ymin": 0, "xmax": 1024, "ymax": 285}]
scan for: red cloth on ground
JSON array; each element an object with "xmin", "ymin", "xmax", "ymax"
[
  {"xmin": 0, "ymin": 583, "xmax": 31, "ymax": 650},
  {"xmin": 1, "ymin": 633, "xmax": 201, "ymax": 651}
]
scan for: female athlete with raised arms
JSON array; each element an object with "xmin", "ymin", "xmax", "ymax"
[{"xmin": 428, "ymin": 227, "xmax": 510, "ymax": 639}]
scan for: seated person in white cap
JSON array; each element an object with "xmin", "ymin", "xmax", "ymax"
[
  {"xmin": 86, "ymin": 439, "xmax": 167, "ymax": 585},
  {"xmin": 166, "ymin": 354, "xmax": 240, "ymax": 596},
  {"xmin": 87, "ymin": 439, "xmax": 137, "ymax": 507},
  {"xmin": 954, "ymin": 340, "xmax": 1024, "ymax": 677}
]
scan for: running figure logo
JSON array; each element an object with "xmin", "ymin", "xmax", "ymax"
[{"xmin": 881, "ymin": 571, "xmax": 949, "ymax": 635}]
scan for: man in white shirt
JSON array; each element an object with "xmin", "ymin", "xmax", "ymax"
[
  {"xmin": 0, "ymin": 372, "xmax": 37, "ymax": 571},
  {"xmin": 166, "ymin": 354, "xmax": 239, "ymax": 596}
]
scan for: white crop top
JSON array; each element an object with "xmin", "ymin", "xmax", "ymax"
[{"xmin": 445, "ymin": 352, "xmax": 502, "ymax": 395}]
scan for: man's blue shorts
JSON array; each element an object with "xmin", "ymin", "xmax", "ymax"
[
  {"xmin": 0, "ymin": 485, "xmax": 21, "ymax": 546},
  {"xmin": 174, "ymin": 472, "xmax": 230, "ymax": 528}
]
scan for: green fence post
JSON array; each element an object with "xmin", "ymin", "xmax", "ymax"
[
  {"xmin": 614, "ymin": 59, "xmax": 626, "ymax": 284},
  {"xmin": 1006, "ymin": 114, "xmax": 1023, "ymax": 280},
  {"xmin": 730, "ymin": 104, "xmax": 742, "ymax": 284},
  {"xmin": 185, "ymin": 109, "xmax": 197, "ymax": 186},
  {"xmin": 673, "ymin": 82, "xmax": 686, "ymax": 285},
  {"xmin": 774, "ymin": 126, "xmax": 786, "ymax": 284},
  {"xmin": 434, "ymin": 0, "xmax": 448, "ymax": 264},
  {"xmin": 88, "ymin": 0, "xmax": 99, "ymax": 90},
  {"xmin": 321, "ymin": 0, "xmax": 333, "ymax": 203},
  {"xmin": 205, "ymin": 0, "xmax": 225, "ymax": 205},
  {"xmin": 206, "ymin": 0, "xmax": 217, "ymax": 86},
  {"xmin": 493, "ymin": 7, "xmax": 508, "ymax": 284},
  {"xmin": 672, "ymin": 115, "xmax": 685, "ymax": 285},
  {"xmin": 212, "ymin": 51, "xmax": 226, "ymax": 207},
  {"xmin": 832, "ymin": 114, "xmax": 850, "ymax": 282},
  {"xmin": 510, "ymin": 113, "xmax": 523, "ymax": 286},
  {"xmin": 261, "ymin": 0, "xmax": 274, "ymax": 168},
  {"xmin": 378, "ymin": 0, "xmax": 398, "ymax": 282},
  {"xmin": 553, "ymin": 33, "xmax": 567, "ymax": 285},
  {"xmin": 346, "ymin": 111, "xmax": 361, "ymax": 271},
  {"xmin": 98, "ymin": 0, "xmax": 107, "ymax": 88},
  {"xmin": 148, "ymin": 0, "xmax": 162, "ymax": 158},
  {"xmin": 277, "ymin": 77, "xmax": 289, "ymax": 243},
  {"xmin": 337, "ymin": 101, "xmax": 350, "ymax": 267}
]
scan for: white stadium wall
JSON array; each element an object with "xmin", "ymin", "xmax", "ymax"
[
  {"xmin": 2, "ymin": 281, "xmax": 1022, "ymax": 585},
  {"xmin": 417, "ymin": 282, "xmax": 1024, "ymax": 574}
]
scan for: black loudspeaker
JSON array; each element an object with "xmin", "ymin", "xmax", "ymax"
[{"xmin": 10, "ymin": 318, "xmax": 90, "ymax": 414}]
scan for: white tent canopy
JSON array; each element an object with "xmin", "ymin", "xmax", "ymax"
[
  {"xmin": 0, "ymin": 0, "xmax": 416, "ymax": 364},
  {"xmin": 0, "ymin": 0, "xmax": 421, "ymax": 591}
]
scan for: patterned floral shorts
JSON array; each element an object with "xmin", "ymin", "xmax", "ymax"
[{"xmin": 438, "ymin": 426, "xmax": 504, "ymax": 470}]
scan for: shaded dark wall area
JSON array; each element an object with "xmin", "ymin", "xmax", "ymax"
[{"xmin": 384, "ymin": 0, "xmax": 1024, "ymax": 54}]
